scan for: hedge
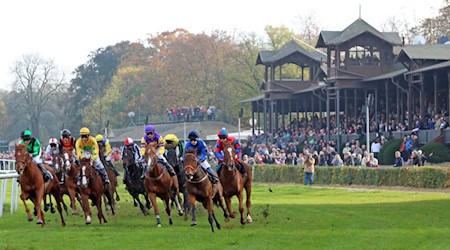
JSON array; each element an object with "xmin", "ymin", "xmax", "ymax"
[
  {"xmin": 253, "ymin": 164, "xmax": 449, "ymax": 189},
  {"xmin": 420, "ymin": 142, "xmax": 450, "ymax": 163}
]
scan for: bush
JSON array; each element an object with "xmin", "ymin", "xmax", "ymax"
[
  {"xmin": 253, "ymin": 164, "xmax": 449, "ymax": 188},
  {"xmin": 379, "ymin": 139, "xmax": 402, "ymax": 165},
  {"xmin": 420, "ymin": 142, "xmax": 450, "ymax": 163}
]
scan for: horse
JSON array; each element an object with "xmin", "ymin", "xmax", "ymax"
[
  {"xmin": 78, "ymin": 154, "xmax": 109, "ymax": 224},
  {"xmin": 183, "ymin": 148, "xmax": 229, "ymax": 232},
  {"xmin": 122, "ymin": 147, "xmax": 151, "ymax": 215},
  {"xmin": 165, "ymin": 147, "xmax": 189, "ymax": 215},
  {"xmin": 42, "ymin": 152, "xmax": 64, "ymax": 214},
  {"xmin": 219, "ymin": 141, "xmax": 253, "ymax": 224},
  {"xmin": 98, "ymin": 147, "xmax": 118, "ymax": 214},
  {"xmin": 14, "ymin": 144, "xmax": 66, "ymax": 227},
  {"xmin": 143, "ymin": 142, "xmax": 183, "ymax": 227},
  {"xmin": 60, "ymin": 146, "xmax": 81, "ymax": 215}
]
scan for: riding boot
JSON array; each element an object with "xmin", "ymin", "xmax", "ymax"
[
  {"xmin": 123, "ymin": 168, "xmax": 128, "ymax": 184},
  {"xmin": 165, "ymin": 162, "xmax": 177, "ymax": 177},
  {"xmin": 206, "ymin": 167, "xmax": 219, "ymax": 184},
  {"xmin": 238, "ymin": 161, "xmax": 247, "ymax": 178},
  {"xmin": 38, "ymin": 163, "xmax": 53, "ymax": 182},
  {"xmin": 98, "ymin": 168, "xmax": 110, "ymax": 185},
  {"xmin": 108, "ymin": 161, "xmax": 120, "ymax": 176}
]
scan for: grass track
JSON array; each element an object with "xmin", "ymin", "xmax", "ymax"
[{"xmin": 1, "ymin": 180, "xmax": 450, "ymax": 249}]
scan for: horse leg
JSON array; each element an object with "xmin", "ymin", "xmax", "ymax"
[
  {"xmin": 103, "ymin": 195, "xmax": 109, "ymax": 212},
  {"xmin": 49, "ymin": 194, "xmax": 56, "ymax": 214},
  {"xmin": 133, "ymin": 198, "xmax": 138, "ymax": 207},
  {"xmin": 80, "ymin": 193, "xmax": 92, "ymax": 224},
  {"xmin": 188, "ymin": 194, "xmax": 197, "ymax": 226},
  {"xmin": 217, "ymin": 194, "xmax": 229, "ymax": 222},
  {"xmin": 60, "ymin": 196, "xmax": 68, "ymax": 216},
  {"xmin": 115, "ymin": 189, "xmax": 120, "ymax": 202},
  {"xmin": 96, "ymin": 191, "xmax": 107, "ymax": 224},
  {"xmin": 44, "ymin": 194, "xmax": 49, "ymax": 212},
  {"xmin": 134, "ymin": 194, "xmax": 148, "ymax": 215},
  {"xmin": 245, "ymin": 184, "xmax": 253, "ymax": 223},
  {"xmin": 68, "ymin": 188, "xmax": 77, "ymax": 215},
  {"xmin": 163, "ymin": 196, "xmax": 173, "ymax": 225},
  {"xmin": 144, "ymin": 194, "xmax": 152, "ymax": 209},
  {"xmin": 52, "ymin": 191, "xmax": 66, "ymax": 226},
  {"xmin": 35, "ymin": 186, "xmax": 45, "ymax": 227},
  {"xmin": 20, "ymin": 192, "xmax": 33, "ymax": 222},
  {"xmin": 224, "ymin": 196, "xmax": 235, "ymax": 218},
  {"xmin": 237, "ymin": 191, "xmax": 245, "ymax": 225},
  {"xmin": 148, "ymin": 192, "xmax": 161, "ymax": 227},
  {"xmin": 204, "ymin": 199, "xmax": 216, "ymax": 232}
]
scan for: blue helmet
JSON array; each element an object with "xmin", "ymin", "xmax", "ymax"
[
  {"xmin": 145, "ymin": 125, "xmax": 155, "ymax": 134},
  {"xmin": 188, "ymin": 130, "xmax": 200, "ymax": 140},
  {"xmin": 218, "ymin": 128, "xmax": 228, "ymax": 137}
]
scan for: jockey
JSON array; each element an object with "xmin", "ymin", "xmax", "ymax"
[
  {"xmin": 183, "ymin": 130, "xmax": 218, "ymax": 184},
  {"xmin": 95, "ymin": 134, "xmax": 120, "ymax": 176},
  {"xmin": 59, "ymin": 129, "xmax": 77, "ymax": 162},
  {"xmin": 45, "ymin": 138, "xmax": 60, "ymax": 162},
  {"xmin": 19, "ymin": 130, "xmax": 53, "ymax": 182},
  {"xmin": 75, "ymin": 127, "xmax": 110, "ymax": 185},
  {"xmin": 164, "ymin": 134, "xmax": 184, "ymax": 161},
  {"xmin": 121, "ymin": 137, "xmax": 144, "ymax": 184},
  {"xmin": 214, "ymin": 128, "xmax": 247, "ymax": 177},
  {"xmin": 141, "ymin": 124, "xmax": 177, "ymax": 179}
]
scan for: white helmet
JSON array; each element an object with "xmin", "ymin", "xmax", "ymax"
[{"xmin": 49, "ymin": 138, "xmax": 58, "ymax": 145}]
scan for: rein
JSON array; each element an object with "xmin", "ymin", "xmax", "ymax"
[{"xmin": 184, "ymin": 153, "xmax": 207, "ymax": 183}]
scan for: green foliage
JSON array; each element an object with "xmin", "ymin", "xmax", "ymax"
[
  {"xmin": 420, "ymin": 142, "xmax": 450, "ymax": 163},
  {"xmin": 254, "ymin": 164, "xmax": 449, "ymax": 188},
  {"xmin": 379, "ymin": 139, "xmax": 402, "ymax": 165}
]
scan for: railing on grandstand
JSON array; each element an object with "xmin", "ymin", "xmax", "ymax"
[{"xmin": 0, "ymin": 159, "xmax": 19, "ymax": 217}]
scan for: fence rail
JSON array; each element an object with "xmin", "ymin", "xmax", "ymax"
[{"xmin": 0, "ymin": 159, "xmax": 19, "ymax": 217}]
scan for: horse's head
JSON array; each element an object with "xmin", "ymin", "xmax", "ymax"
[
  {"xmin": 223, "ymin": 142, "xmax": 236, "ymax": 171},
  {"xmin": 15, "ymin": 144, "xmax": 30, "ymax": 175},
  {"xmin": 145, "ymin": 142, "xmax": 158, "ymax": 168},
  {"xmin": 122, "ymin": 147, "xmax": 136, "ymax": 167},
  {"xmin": 61, "ymin": 146, "xmax": 75, "ymax": 171},
  {"xmin": 51, "ymin": 153, "xmax": 62, "ymax": 173},
  {"xmin": 183, "ymin": 148, "xmax": 199, "ymax": 181},
  {"xmin": 166, "ymin": 148, "xmax": 179, "ymax": 167},
  {"xmin": 79, "ymin": 154, "xmax": 93, "ymax": 188}
]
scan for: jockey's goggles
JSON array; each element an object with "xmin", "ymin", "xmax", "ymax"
[
  {"xmin": 50, "ymin": 143, "xmax": 57, "ymax": 147},
  {"xmin": 81, "ymin": 135, "xmax": 89, "ymax": 138},
  {"xmin": 166, "ymin": 140, "xmax": 174, "ymax": 144},
  {"xmin": 218, "ymin": 135, "xmax": 227, "ymax": 140},
  {"xmin": 190, "ymin": 138, "xmax": 197, "ymax": 142},
  {"xmin": 22, "ymin": 136, "xmax": 31, "ymax": 141},
  {"xmin": 146, "ymin": 132, "xmax": 154, "ymax": 135}
]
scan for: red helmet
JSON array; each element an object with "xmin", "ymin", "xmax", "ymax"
[{"xmin": 124, "ymin": 137, "xmax": 134, "ymax": 146}]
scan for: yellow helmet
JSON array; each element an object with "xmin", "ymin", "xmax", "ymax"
[
  {"xmin": 80, "ymin": 127, "xmax": 91, "ymax": 135},
  {"xmin": 164, "ymin": 134, "xmax": 179, "ymax": 145},
  {"xmin": 95, "ymin": 134, "xmax": 104, "ymax": 141}
]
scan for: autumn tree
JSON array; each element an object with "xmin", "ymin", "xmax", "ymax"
[{"xmin": 11, "ymin": 54, "xmax": 65, "ymax": 138}]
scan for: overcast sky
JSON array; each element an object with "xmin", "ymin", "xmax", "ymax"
[{"xmin": 0, "ymin": 0, "xmax": 444, "ymax": 90}]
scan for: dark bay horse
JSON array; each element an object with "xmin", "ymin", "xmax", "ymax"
[
  {"xmin": 183, "ymin": 148, "xmax": 229, "ymax": 232},
  {"xmin": 144, "ymin": 142, "xmax": 183, "ymax": 227},
  {"xmin": 98, "ymin": 147, "xmax": 119, "ymax": 214},
  {"xmin": 61, "ymin": 146, "xmax": 81, "ymax": 215},
  {"xmin": 165, "ymin": 148, "xmax": 188, "ymax": 214},
  {"xmin": 14, "ymin": 144, "xmax": 66, "ymax": 227},
  {"xmin": 78, "ymin": 156, "xmax": 109, "ymax": 224},
  {"xmin": 122, "ymin": 147, "xmax": 151, "ymax": 215},
  {"xmin": 220, "ymin": 141, "xmax": 253, "ymax": 224}
]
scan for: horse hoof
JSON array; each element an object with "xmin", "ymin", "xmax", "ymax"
[
  {"xmin": 51, "ymin": 208, "xmax": 56, "ymax": 214},
  {"xmin": 36, "ymin": 219, "xmax": 43, "ymax": 225},
  {"xmin": 240, "ymin": 219, "xmax": 246, "ymax": 225},
  {"xmin": 116, "ymin": 196, "xmax": 120, "ymax": 202},
  {"xmin": 178, "ymin": 211, "xmax": 184, "ymax": 216},
  {"xmin": 44, "ymin": 205, "xmax": 49, "ymax": 212},
  {"xmin": 28, "ymin": 217, "xmax": 34, "ymax": 222},
  {"xmin": 247, "ymin": 215, "xmax": 253, "ymax": 223},
  {"xmin": 86, "ymin": 216, "xmax": 91, "ymax": 224},
  {"xmin": 133, "ymin": 203, "xmax": 138, "ymax": 207},
  {"xmin": 191, "ymin": 221, "xmax": 197, "ymax": 226},
  {"xmin": 157, "ymin": 224, "xmax": 162, "ymax": 228}
]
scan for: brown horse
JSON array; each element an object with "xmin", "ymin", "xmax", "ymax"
[
  {"xmin": 61, "ymin": 146, "xmax": 81, "ymax": 215},
  {"xmin": 98, "ymin": 147, "xmax": 118, "ymax": 214},
  {"xmin": 219, "ymin": 141, "xmax": 253, "ymax": 224},
  {"xmin": 14, "ymin": 144, "xmax": 66, "ymax": 227},
  {"xmin": 78, "ymin": 156, "xmax": 108, "ymax": 224},
  {"xmin": 183, "ymin": 148, "xmax": 229, "ymax": 232},
  {"xmin": 144, "ymin": 142, "xmax": 183, "ymax": 227}
]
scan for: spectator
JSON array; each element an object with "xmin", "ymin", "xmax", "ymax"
[
  {"xmin": 331, "ymin": 154, "xmax": 343, "ymax": 166},
  {"xmin": 393, "ymin": 151, "xmax": 403, "ymax": 167},
  {"xmin": 304, "ymin": 153, "xmax": 315, "ymax": 185},
  {"xmin": 365, "ymin": 153, "xmax": 379, "ymax": 167}
]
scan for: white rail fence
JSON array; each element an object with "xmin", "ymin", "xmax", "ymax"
[{"xmin": 0, "ymin": 159, "xmax": 19, "ymax": 217}]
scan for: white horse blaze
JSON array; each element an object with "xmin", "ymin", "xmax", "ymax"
[{"xmin": 81, "ymin": 166, "xmax": 87, "ymax": 186}]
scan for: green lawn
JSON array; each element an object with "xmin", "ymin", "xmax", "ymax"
[{"xmin": 1, "ymin": 181, "xmax": 450, "ymax": 250}]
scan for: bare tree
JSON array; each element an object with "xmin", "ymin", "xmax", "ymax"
[
  {"xmin": 294, "ymin": 12, "xmax": 321, "ymax": 46},
  {"xmin": 12, "ymin": 54, "xmax": 65, "ymax": 138}
]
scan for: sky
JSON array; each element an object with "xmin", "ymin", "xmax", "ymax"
[{"xmin": 0, "ymin": 0, "xmax": 444, "ymax": 90}]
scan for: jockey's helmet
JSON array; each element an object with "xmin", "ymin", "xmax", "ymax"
[
  {"xmin": 217, "ymin": 128, "xmax": 228, "ymax": 139},
  {"xmin": 79, "ymin": 127, "xmax": 90, "ymax": 136},
  {"xmin": 61, "ymin": 129, "xmax": 71, "ymax": 138},
  {"xmin": 164, "ymin": 134, "xmax": 179, "ymax": 144},
  {"xmin": 49, "ymin": 138, "xmax": 58, "ymax": 145},
  {"xmin": 95, "ymin": 134, "xmax": 104, "ymax": 142},
  {"xmin": 21, "ymin": 130, "xmax": 32, "ymax": 140},
  {"xmin": 145, "ymin": 125, "xmax": 155, "ymax": 134},
  {"xmin": 124, "ymin": 137, "xmax": 134, "ymax": 146},
  {"xmin": 188, "ymin": 130, "xmax": 200, "ymax": 140}
]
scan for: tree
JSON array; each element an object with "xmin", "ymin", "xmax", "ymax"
[
  {"xmin": 11, "ymin": 54, "xmax": 65, "ymax": 138},
  {"xmin": 294, "ymin": 12, "xmax": 321, "ymax": 46},
  {"xmin": 410, "ymin": 1, "xmax": 450, "ymax": 43}
]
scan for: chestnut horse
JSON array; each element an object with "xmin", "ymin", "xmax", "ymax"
[
  {"xmin": 14, "ymin": 144, "xmax": 66, "ymax": 227},
  {"xmin": 122, "ymin": 147, "xmax": 151, "ymax": 215},
  {"xmin": 183, "ymin": 148, "xmax": 229, "ymax": 232},
  {"xmin": 98, "ymin": 147, "xmax": 119, "ymax": 214},
  {"xmin": 219, "ymin": 141, "xmax": 253, "ymax": 224},
  {"xmin": 144, "ymin": 142, "xmax": 183, "ymax": 227},
  {"xmin": 60, "ymin": 146, "xmax": 81, "ymax": 215},
  {"xmin": 78, "ymin": 155, "xmax": 109, "ymax": 224}
]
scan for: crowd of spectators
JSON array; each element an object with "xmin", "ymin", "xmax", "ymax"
[{"xmin": 166, "ymin": 105, "xmax": 218, "ymax": 123}]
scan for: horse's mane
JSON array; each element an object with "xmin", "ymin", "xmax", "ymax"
[
  {"xmin": 16, "ymin": 143, "xmax": 26, "ymax": 151},
  {"xmin": 185, "ymin": 148, "xmax": 197, "ymax": 154}
]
